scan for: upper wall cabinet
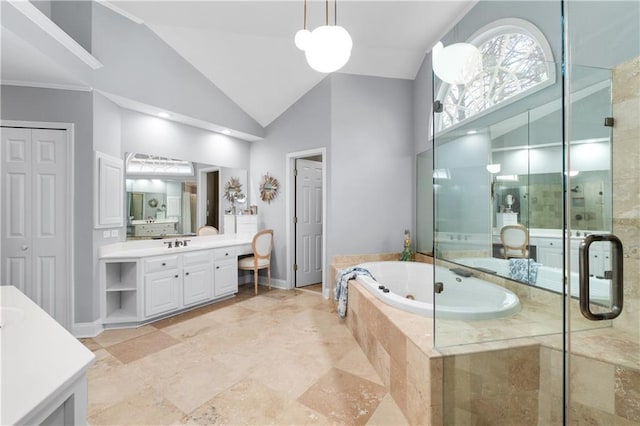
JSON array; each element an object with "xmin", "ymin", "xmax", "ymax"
[{"xmin": 95, "ymin": 151, "xmax": 124, "ymax": 228}]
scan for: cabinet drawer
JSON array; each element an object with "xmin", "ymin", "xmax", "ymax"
[
  {"xmin": 214, "ymin": 247, "xmax": 236, "ymax": 260},
  {"xmin": 533, "ymin": 238, "xmax": 560, "ymax": 248},
  {"xmin": 183, "ymin": 250, "xmax": 213, "ymax": 267},
  {"xmin": 145, "ymin": 255, "xmax": 179, "ymax": 274}
]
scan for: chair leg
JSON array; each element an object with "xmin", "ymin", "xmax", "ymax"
[
  {"xmin": 254, "ymin": 269, "xmax": 258, "ymax": 295},
  {"xmin": 268, "ymin": 266, "xmax": 271, "ymax": 291}
]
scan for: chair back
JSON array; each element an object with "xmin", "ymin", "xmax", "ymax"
[
  {"xmin": 500, "ymin": 224, "xmax": 528, "ymax": 257},
  {"xmin": 197, "ymin": 225, "xmax": 219, "ymax": 236},
  {"xmin": 253, "ymin": 229, "xmax": 273, "ymax": 259}
]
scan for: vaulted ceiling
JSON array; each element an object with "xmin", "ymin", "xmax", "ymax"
[{"xmin": 1, "ymin": 1, "xmax": 475, "ymax": 130}]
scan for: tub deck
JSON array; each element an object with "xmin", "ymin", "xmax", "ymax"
[{"xmin": 332, "ymin": 254, "xmax": 639, "ymax": 425}]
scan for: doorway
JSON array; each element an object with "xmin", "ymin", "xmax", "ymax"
[
  {"xmin": 286, "ymin": 149, "xmax": 327, "ymax": 294},
  {"xmin": 1, "ymin": 124, "xmax": 73, "ymax": 330},
  {"xmin": 206, "ymin": 170, "xmax": 219, "ymax": 229}
]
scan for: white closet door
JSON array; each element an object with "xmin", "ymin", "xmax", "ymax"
[{"xmin": 2, "ymin": 127, "xmax": 68, "ymax": 328}]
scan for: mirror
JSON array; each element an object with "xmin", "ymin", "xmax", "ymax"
[
  {"xmin": 125, "ymin": 153, "xmax": 247, "ymax": 239},
  {"xmin": 418, "ymin": 64, "xmax": 613, "ymax": 294}
]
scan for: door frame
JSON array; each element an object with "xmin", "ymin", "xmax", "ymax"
[
  {"xmin": 285, "ymin": 148, "xmax": 327, "ymax": 297},
  {"xmin": 197, "ymin": 165, "xmax": 220, "ymax": 231},
  {"xmin": 1, "ymin": 120, "xmax": 75, "ymax": 330}
]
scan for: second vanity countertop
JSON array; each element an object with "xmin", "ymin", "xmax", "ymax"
[{"xmin": 99, "ymin": 234, "xmax": 254, "ymax": 259}]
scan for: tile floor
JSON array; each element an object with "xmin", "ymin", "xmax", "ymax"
[{"xmin": 81, "ymin": 284, "xmax": 408, "ymax": 425}]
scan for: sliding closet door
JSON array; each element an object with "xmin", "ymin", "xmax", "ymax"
[{"xmin": 1, "ymin": 126, "xmax": 69, "ymax": 329}]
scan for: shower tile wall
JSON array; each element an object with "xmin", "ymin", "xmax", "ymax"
[{"xmin": 612, "ymin": 56, "xmax": 640, "ymax": 338}]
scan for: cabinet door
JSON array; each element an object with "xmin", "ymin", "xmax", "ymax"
[
  {"xmin": 145, "ymin": 271, "xmax": 180, "ymax": 317},
  {"xmin": 183, "ymin": 263, "xmax": 213, "ymax": 306},
  {"xmin": 214, "ymin": 259, "xmax": 238, "ymax": 296},
  {"xmin": 537, "ymin": 247, "xmax": 563, "ymax": 269}
]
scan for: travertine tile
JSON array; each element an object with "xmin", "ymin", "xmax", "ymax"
[
  {"xmin": 105, "ymin": 330, "xmax": 180, "ymax": 364},
  {"xmin": 161, "ymin": 314, "xmax": 222, "ymax": 341},
  {"xmin": 92, "ymin": 324, "xmax": 157, "ymax": 347},
  {"xmin": 615, "ymin": 366, "xmax": 640, "ymax": 422},
  {"xmin": 336, "ymin": 347, "xmax": 385, "ymax": 386},
  {"xmin": 89, "ymin": 388, "xmax": 184, "ymax": 425},
  {"xmin": 87, "ymin": 361, "xmax": 150, "ymax": 417},
  {"xmin": 366, "ymin": 393, "xmax": 408, "ymax": 425},
  {"xmin": 571, "ymin": 355, "xmax": 615, "ymax": 413},
  {"xmin": 298, "ymin": 368, "xmax": 387, "ymax": 425},
  {"xmin": 79, "ymin": 337, "xmax": 102, "ymax": 352}
]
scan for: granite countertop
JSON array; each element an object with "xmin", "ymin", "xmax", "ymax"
[{"xmin": 0, "ymin": 286, "xmax": 95, "ymax": 425}]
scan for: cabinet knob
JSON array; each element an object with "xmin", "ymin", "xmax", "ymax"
[
  {"xmin": 174, "ymin": 275, "xmax": 179, "ymax": 278},
  {"xmin": 185, "ymin": 272, "xmax": 190, "ymax": 276},
  {"xmin": 162, "ymin": 262, "xmax": 166, "ymax": 266},
  {"xmin": 216, "ymin": 266, "xmax": 220, "ymax": 270},
  {"xmin": 225, "ymin": 253, "xmax": 229, "ymax": 256}
]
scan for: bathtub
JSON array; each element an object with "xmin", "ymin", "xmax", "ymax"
[
  {"xmin": 455, "ymin": 257, "xmax": 611, "ymax": 304},
  {"xmin": 355, "ymin": 261, "xmax": 521, "ymax": 321}
]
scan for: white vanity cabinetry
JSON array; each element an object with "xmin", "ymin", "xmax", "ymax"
[
  {"xmin": 214, "ymin": 247, "xmax": 238, "ymax": 296},
  {"xmin": 100, "ymin": 236, "xmax": 252, "ymax": 327},
  {"xmin": 532, "ymin": 238, "xmax": 564, "ymax": 269},
  {"xmin": 133, "ymin": 221, "xmax": 177, "ymax": 237},
  {"xmin": 223, "ymin": 214, "xmax": 258, "ymax": 235},
  {"xmin": 182, "ymin": 251, "xmax": 214, "ymax": 306}
]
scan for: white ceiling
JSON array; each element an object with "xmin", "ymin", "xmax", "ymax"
[
  {"xmin": 1, "ymin": 1, "xmax": 475, "ymax": 130},
  {"xmin": 110, "ymin": 1, "xmax": 475, "ymax": 127}
]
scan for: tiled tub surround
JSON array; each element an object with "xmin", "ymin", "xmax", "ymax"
[{"xmin": 334, "ymin": 254, "xmax": 639, "ymax": 424}]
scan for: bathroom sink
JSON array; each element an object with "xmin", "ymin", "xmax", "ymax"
[{"xmin": 0, "ymin": 307, "xmax": 25, "ymax": 329}]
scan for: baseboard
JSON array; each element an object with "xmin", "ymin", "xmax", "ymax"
[
  {"xmin": 258, "ymin": 276, "xmax": 290, "ymax": 290},
  {"xmin": 72, "ymin": 320, "xmax": 104, "ymax": 338}
]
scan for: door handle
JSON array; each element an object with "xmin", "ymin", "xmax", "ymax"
[
  {"xmin": 21, "ymin": 245, "xmax": 29, "ymax": 251},
  {"xmin": 579, "ymin": 234, "xmax": 623, "ymax": 320}
]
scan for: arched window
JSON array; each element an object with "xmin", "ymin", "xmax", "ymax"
[{"xmin": 437, "ymin": 19, "xmax": 555, "ymax": 132}]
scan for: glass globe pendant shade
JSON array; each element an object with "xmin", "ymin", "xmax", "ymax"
[
  {"xmin": 305, "ymin": 25, "xmax": 353, "ymax": 73},
  {"xmin": 432, "ymin": 41, "xmax": 483, "ymax": 85},
  {"xmin": 295, "ymin": 29, "xmax": 311, "ymax": 51}
]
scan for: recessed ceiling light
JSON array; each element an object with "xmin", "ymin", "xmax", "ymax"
[
  {"xmin": 221, "ymin": 129, "xmax": 232, "ymax": 135},
  {"xmin": 466, "ymin": 130, "xmax": 477, "ymax": 135},
  {"xmin": 158, "ymin": 112, "xmax": 171, "ymax": 118}
]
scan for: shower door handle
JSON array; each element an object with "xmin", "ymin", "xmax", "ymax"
[{"xmin": 578, "ymin": 234, "xmax": 623, "ymax": 320}]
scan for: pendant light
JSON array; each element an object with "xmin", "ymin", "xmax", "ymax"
[
  {"xmin": 295, "ymin": 0, "xmax": 352, "ymax": 73},
  {"xmin": 432, "ymin": 41, "xmax": 483, "ymax": 85}
]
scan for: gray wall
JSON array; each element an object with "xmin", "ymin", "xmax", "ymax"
[
  {"xmin": 90, "ymin": 2, "xmax": 263, "ymax": 139},
  {"xmin": 250, "ymin": 73, "xmax": 415, "ymax": 283},
  {"xmin": 50, "ymin": 0, "xmax": 93, "ymax": 53},
  {"xmin": 250, "ymin": 78, "xmax": 332, "ymax": 280},
  {"xmin": 1, "ymin": 85, "xmax": 95, "ymax": 323},
  {"xmin": 329, "ymin": 74, "xmax": 414, "ymax": 260},
  {"xmin": 120, "ymin": 109, "xmax": 250, "ymax": 171}
]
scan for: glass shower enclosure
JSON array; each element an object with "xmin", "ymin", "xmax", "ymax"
[{"xmin": 424, "ymin": 1, "xmax": 639, "ymax": 424}]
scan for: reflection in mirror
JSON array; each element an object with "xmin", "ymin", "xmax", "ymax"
[
  {"xmin": 124, "ymin": 153, "xmax": 248, "ymax": 240},
  {"xmin": 420, "ymin": 65, "xmax": 613, "ymax": 305}
]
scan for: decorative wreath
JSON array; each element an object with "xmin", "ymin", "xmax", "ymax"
[
  {"xmin": 259, "ymin": 173, "xmax": 280, "ymax": 204},
  {"xmin": 224, "ymin": 177, "xmax": 243, "ymax": 203}
]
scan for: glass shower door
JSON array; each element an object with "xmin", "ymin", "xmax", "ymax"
[{"xmin": 565, "ymin": 1, "xmax": 640, "ymax": 423}]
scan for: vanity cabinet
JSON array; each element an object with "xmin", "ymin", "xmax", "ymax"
[
  {"xmin": 144, "ymin": 269, "xmax": 181, "ymax": 317},
  {"xmin": 134, "ymin": 222, "xmax": 177, "ymax": 237},
  {"xmin": 534, "ymin": 238, "xmax": 563, "ymax": 269},
  {"xmin": 182, "ymin": 251, "xmax": 214, "ymax": 306},
  {"xmin": 101, "ymin": 242, "xmax": 244, "ymax": 326},
  {"xmin": 223, "ymin": 214, "xmax": 258, "ymax": 235},
  {"xmin": 213, "ymin": 247, "xmax": 238, "ymax": 296}
]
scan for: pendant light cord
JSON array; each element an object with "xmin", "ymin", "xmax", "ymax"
[
  {"xmin": 325, "ymin": 0, "xmax": 329, "ymax": 25},
  {"xmin": 303, "ymin": 0, "xmax": 307, "ymax": 29}
]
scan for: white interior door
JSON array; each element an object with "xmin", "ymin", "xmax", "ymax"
[
  {"xmin": 1, "ymin": 127, "xmax": 69, "ymax": 328},
  {"xmin": 295, "ymin": 159, "xmax": 322, "ymax": 287}
]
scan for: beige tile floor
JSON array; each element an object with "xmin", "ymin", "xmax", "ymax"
[{"xmin": 81, "ymin": 284, "xmax": 408, "ymax": 425}]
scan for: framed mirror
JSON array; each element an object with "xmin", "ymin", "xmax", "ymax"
[{"xmin": 259, "ymin": 173, "xmax": 280, "ymax": 203}]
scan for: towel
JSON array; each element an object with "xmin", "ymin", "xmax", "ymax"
[
  {"xmin": 334, "ymin": 267, "xmax": 376, "ymax": 319},
  {"xmin": 508, "ymin": 258, "xmax": 540, "ymax": 284}
]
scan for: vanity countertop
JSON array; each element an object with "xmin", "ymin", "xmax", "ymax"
[
  {"xmin": 99, "ymin": 234, "xmax": 254, "ymax": 259},
  {"xmin": 0, "ymin": 286, "xmax": 95, "ymax": 425}
]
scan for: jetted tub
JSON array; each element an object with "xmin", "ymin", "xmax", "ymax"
[
  {"xmin": 355, "ymin": 261, "xmax": 521, "ymax": 320},
  {"xmin": 456, "ymin": 257, "xmax": 611, "ymax": 304}
]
